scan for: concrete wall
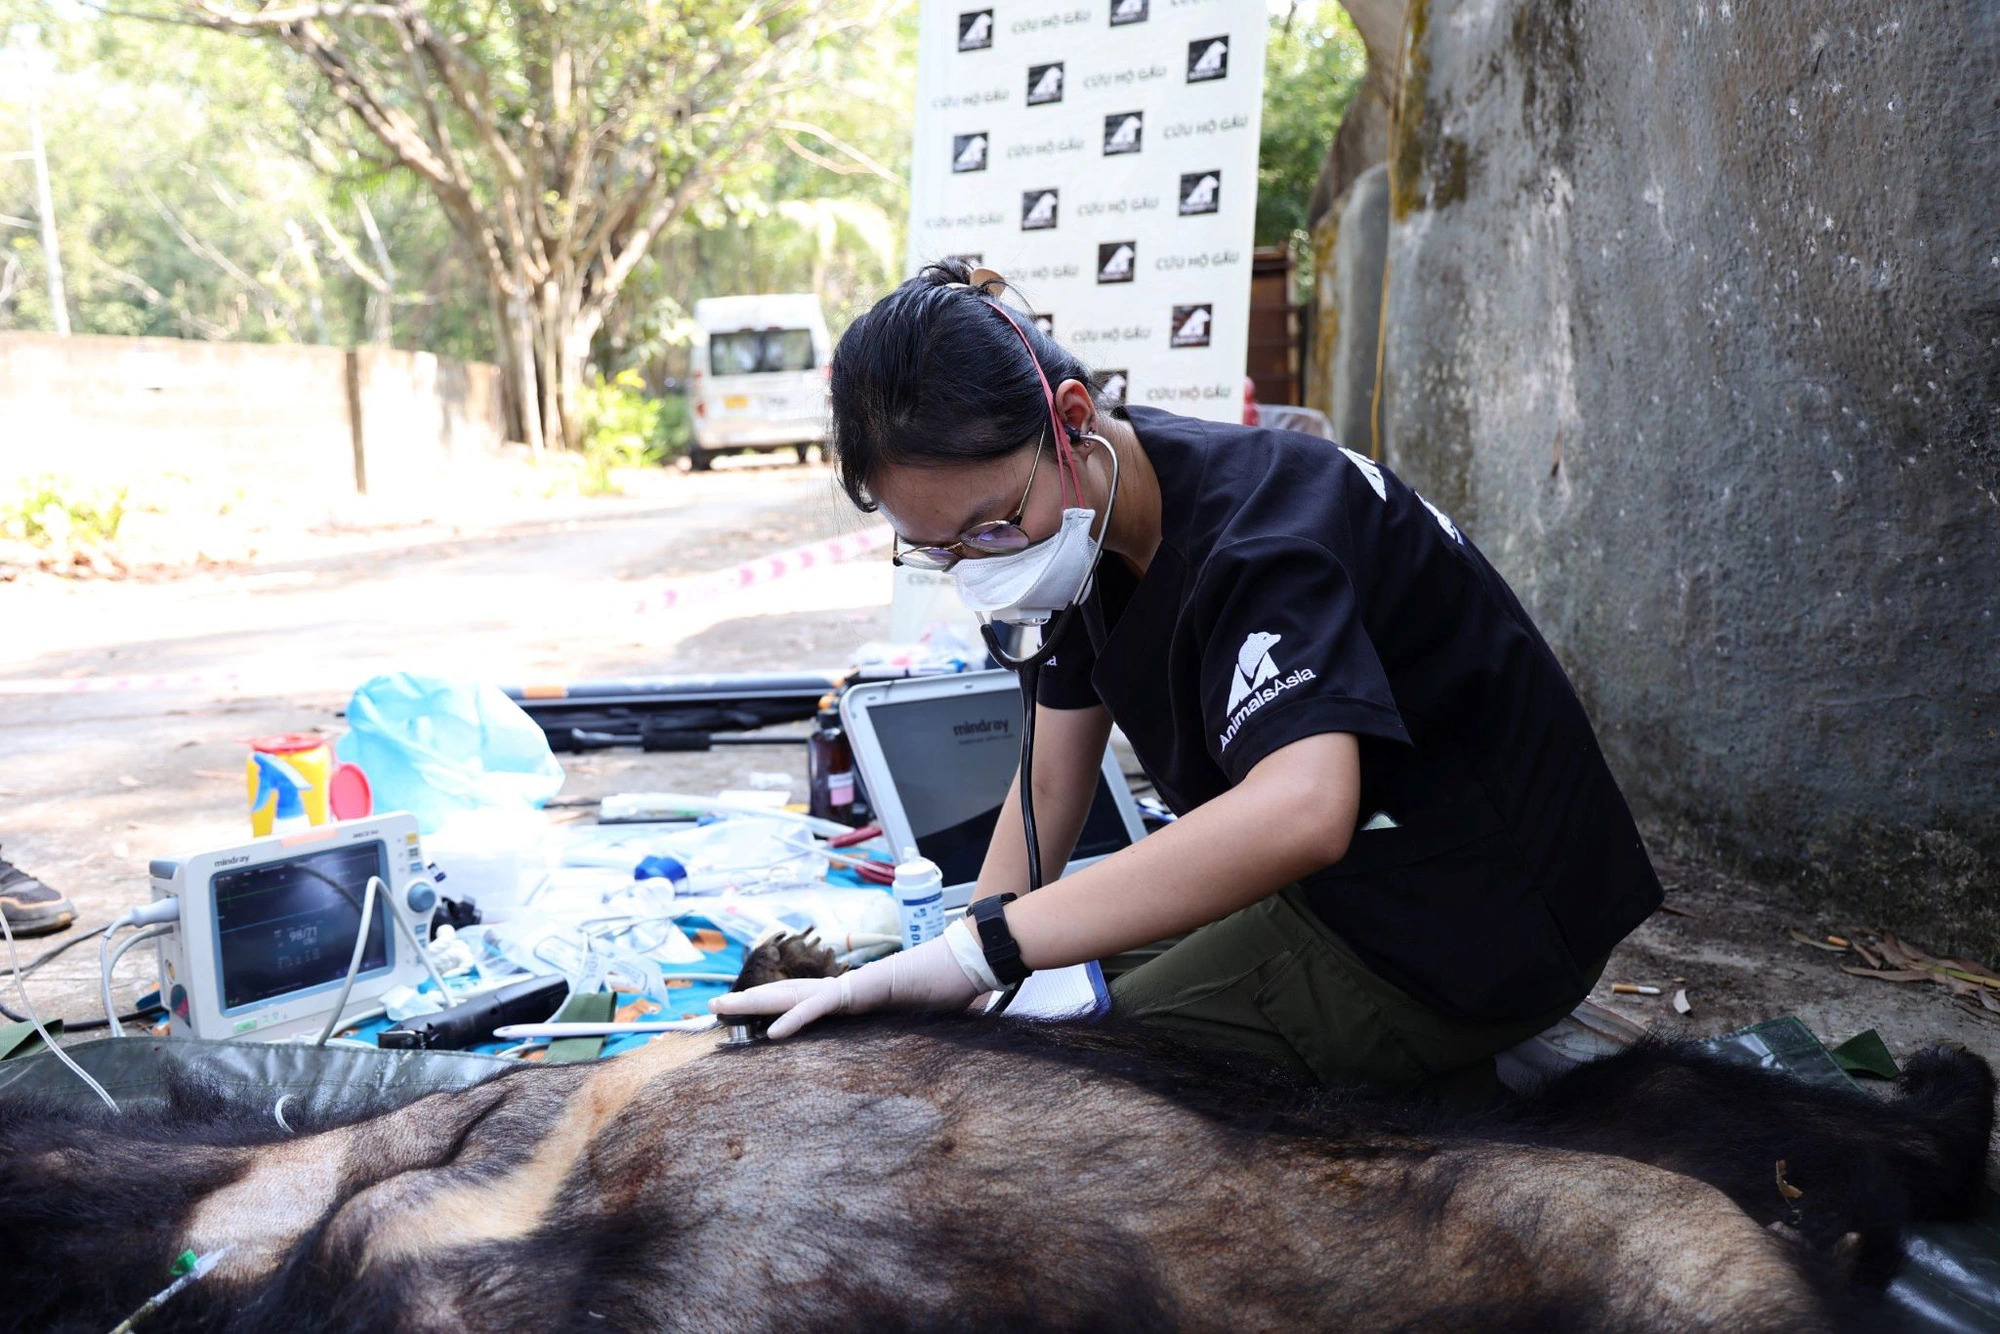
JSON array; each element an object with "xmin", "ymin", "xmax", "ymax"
[
  {"xmin": 1376, "ymin": 1, "xmax": 2000, "ymax": 957},
  {"xmin": 0, "ymin": 334, "xmax": 505, "ymax": 502}
]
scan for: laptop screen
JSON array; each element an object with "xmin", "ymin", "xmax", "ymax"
[{"xmin": 865, "ymin": 686, "xmax": 1134, "ymax": 887}]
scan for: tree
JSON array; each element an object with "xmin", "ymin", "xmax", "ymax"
[
  {"xmin": 115, "ymin": 0, "xmax": 886, "ymax": 452},
  {"xmin": 1258, "ymin": 3, "xmax": 1366, "ymax": 248}
]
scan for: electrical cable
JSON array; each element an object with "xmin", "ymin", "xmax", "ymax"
[
  {"xmin": 0, "ymin": 925, "xmax": 118, "ymax": 1024},
  {"xmin": 0, "ymin": 900, "xmax": 119, "ymax": 1113},
  {"xmin": 100, "ymin": 916, "xmax": 135, "ymax": 1038},
  {"xmin": 1, "ymin": 922, "xmax": 110, "ymax": 980},
  {"xmin": 100, "ymin": 924, "xmax": 171, "ymax": 1037},
  {"xmin": 314, "ymin": 874, "xmax": 382, "ymax": 1048}
]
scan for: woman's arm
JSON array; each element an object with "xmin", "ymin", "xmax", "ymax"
[
  {"xmin": 1004, "ymin": 731, "xmax": 1361, "ymax": 968},
  {"xmin": 712, "ymin": 730, "xmax": 1360, "ymax": 1038},
  {"xmin": 971, "ymin": 701, "xmax": 1114, "ymax": 902}
]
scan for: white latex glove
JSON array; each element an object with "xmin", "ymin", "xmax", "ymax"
[{"xmin": 711, "ymin": 918, "xmax": 999, "ymax": 1039}]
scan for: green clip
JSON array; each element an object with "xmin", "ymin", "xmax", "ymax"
[{"xmin": 170, "ymin": 1249, "xmax": 199, "ymax": 1277}]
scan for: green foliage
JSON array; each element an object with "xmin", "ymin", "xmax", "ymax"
[
  {"xmin": 1259, "ymin": 3, "xmax": 1368, "ymax": 248},
  {"xmin": 602, "ymin": 11, "xmax": 915, "ymax": 379},
  {"xmin": 571, "ymin": 368, "xmax": 691, "ymax": 494},
  {"xmin": 0, "ymin": 4, "xmax": 489, "ymax": 351},
  {"xmin": 2, "ymin": 475, "xmax": 127, "ymax": 547}
]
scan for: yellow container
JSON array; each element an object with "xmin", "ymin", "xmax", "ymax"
[{"xmin": 245, "ymin": 734, "xmax": 333, "ymax": 835}]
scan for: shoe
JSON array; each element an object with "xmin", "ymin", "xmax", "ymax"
[{"xmin": 0, "ymin": 848, "xmax": 76, "ymax": 938}]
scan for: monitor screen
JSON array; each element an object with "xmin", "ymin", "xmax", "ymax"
[
  {"xmin": 213, "ymin": 842, "xmax": 391, "ymax": 1011},
  {"xmin": 866, "ymin": 687, "xmax": 1133, "ymax": 886}
]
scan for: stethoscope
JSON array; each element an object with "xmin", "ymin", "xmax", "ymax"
[{"xmin": 976, "ymin": 428, "xmax": 1119, "ymax": 1010}]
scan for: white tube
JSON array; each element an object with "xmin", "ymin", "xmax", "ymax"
[
  {"xmin": 102, "ymin": 924, "xmax": 171, "ymax": 1034},
  {"xmin": 314, "ymin": 875, "xmax": 382, "ymax": 1048},
  {"xmin": 492, "ymin": 1017, "xmax": 718, "ymax": 1041},
  {"xmin": 1, "ymin": 903, "xmax": 118, "ymax": 1112}
]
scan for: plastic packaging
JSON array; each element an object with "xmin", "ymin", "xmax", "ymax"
[
  {"xmin": 464, "ymin": 917, "xmax": 668, "ymax": 998},
  {"xmin": 380, "ymin": 984, "xmax": 444, "ymax": 1023},
  {"xmin": 424, "ymin": 808, "xmax": 554, "ymax": 919},
  {"xmin": 566, "ymin": 818, "xmax": 827, "ymax": 894},
  {"xmin": 337, "ymin": 674, "xmax": 566, "ymax": 833},
  {"xmin": 426, "ymin": 925, "xmax": 478, "ymax": 977},
  {"xmin": 893, "ymin": 850, "xmax": 946, "ymax": 948}
]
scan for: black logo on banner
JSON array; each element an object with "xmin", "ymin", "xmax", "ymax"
[
  {"xmin": 1186, "ymin": 36, "xmax": 1229, "ymax": 82},
  {"xmin": 1027, "ymin": 62, "xmax": 1065, "ymax": 105},
  {"xmin": 946, "ymin": 253, "xmax": 984, "ymax": 267},
  {"xmin": 1102, "ymin": 111, "xmax": 1143, "ymax": 155},
  {"xmin": 1033, "ymin": 313, "xmax": 1055, "ymax": 337},
  {"xmin": 1096, "ymin": 241, "xmax": 1137, "ymax": 283},
  {"xmin": 1108, "ymin": 0, "xmax": 1148, "ymax": 25},
  {"xmin": 1021, "ymin": 189, "xmax": 1060, "ymax": 230},
  {"xmin": 1178, "ymin": 171, "xmax": 1221, "ymax": 215},
  {"xmin": 958, "ymin": 10, "xmax": 994, "ymax": 50},
  {"xmin": 952, "ymin": 133, "xmax": 990, "ymax": 173},
  {"xmin": 1099, "ymin": 369, "xmax": 1130, "ymax": 405},
  {"xmin": 1171, "ymin": 304, "xmax": 1214, "ymax": 348}
]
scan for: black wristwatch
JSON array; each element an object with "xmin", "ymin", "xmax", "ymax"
[{"xmin": 969, "ymin": 893, "xmax": 1030, "ymax": 986}]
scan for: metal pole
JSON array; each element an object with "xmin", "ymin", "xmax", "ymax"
[{"xmin": 26, "ymin": 87, "xmax": 70, "ymax": 335}]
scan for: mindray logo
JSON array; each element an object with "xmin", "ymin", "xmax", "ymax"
[{"xmin": 1219, "ymin": 631, "xmax": 1317, "ymax": 751}]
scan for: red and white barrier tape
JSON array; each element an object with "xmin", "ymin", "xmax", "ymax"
[
  {"xmin": 0, "ymin": 526, "xmax": 893, "ymax": 697},
  {"xmin": 0, "ymin": 670, "xmax": 248, "ymax": 697},
  {"xmin": 625, "ymin": 526, "xmax": 890, "ymax": 615}
]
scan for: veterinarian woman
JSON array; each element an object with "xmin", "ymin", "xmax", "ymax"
[{"xmin": 716, "ymin": 261, "xmax": 1663, "ymax": 1101}]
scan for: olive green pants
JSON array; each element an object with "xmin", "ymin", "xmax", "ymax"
[{"xmin": 1109, "ymin": 886, "xmax": 1600, "ymax": 1105}]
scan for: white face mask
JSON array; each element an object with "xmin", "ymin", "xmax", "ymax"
[
  {"xmin": 952, "ymin": 435, "xmax": 1118, "ymax": 626},
  {"xmin": 953, "ymin": 507, "xmax": 1101, "ymax": 626}
]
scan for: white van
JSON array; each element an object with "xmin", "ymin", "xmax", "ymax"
[{"xmin": 689, "ymin": 294, "xmax": 832, "ymax": 470}]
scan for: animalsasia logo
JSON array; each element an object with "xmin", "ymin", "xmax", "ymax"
[
  {"xmin": 1421, "ymin": 495, "xmax": 1464, "ymax": 543},
  {"xmin": 1098, "ymin": 369, "xmax": 1129, "ymax": 405},
  {"xmin": 1340, "ymin": 447, "xmax": 1387, "ymax": 501},
  {"xmin": 1103, "ymin": 111, "xmax": 1144, "ymax": 155},
  {"xmin": 1027, "ymin": 63, "xmax": 1065, "ymax": 105},
  {"xmin": 1170, "ymin": 303, "xmax": 1213, "ymax": 348},
  {"xmin": 1219, "ymin": 631, "xmax": 1317, "ymax": 751},
  {"xmin": 1097, "ymin": 241, "xmax": 1136, "ymax": 283},
  {"xmin": 1186, "ymin": 36, "xmax": 1229, "ymax": 82},
  {"xmin": 1033, "ymin": 313, "xmax": 1055, "ymax": 337},
  {"xmin": 947, "ymin": 252, "xmax": 983, "ymax": 268},
  {"xmin": 952, "ymin": 133, "xmax": 989, "ymax": 173},
  {"xmin": 1178, "ymin": 171, "xmax": 1221, "ymax": 215},
  {"xmin": 1109, "ymin": 0, "xmax": 1148, "ymax": 24},
  {"xmin": 1022, "ymin": 189, "xmax": 1059, "ymax": 230},
  {"xmin": 958, "ymin": 10, "xmax": 994, "ymax": 50}
]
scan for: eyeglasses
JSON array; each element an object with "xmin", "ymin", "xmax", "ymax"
[{"xmin": 890, "ymin": 435, "xmax": 1045, "ymax": 572}]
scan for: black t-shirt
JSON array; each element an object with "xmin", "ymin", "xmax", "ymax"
[{"xmin": 1040, "ymin": 406, "xmax": 1661, "ymax": 1021}]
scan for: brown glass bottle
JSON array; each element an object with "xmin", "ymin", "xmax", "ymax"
[{"xmin": 807, "ymin": 698, "xmax": 859, "ymax": 825}]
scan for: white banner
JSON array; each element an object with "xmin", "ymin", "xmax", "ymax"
[{"xmin": 907, "ymin": 2, "xmax": 1267, "ymax": 423}]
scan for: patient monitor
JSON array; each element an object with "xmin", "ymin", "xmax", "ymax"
[{"xmin": 149, "ymin": 814, "xmax": 438, "ymax": 1041}]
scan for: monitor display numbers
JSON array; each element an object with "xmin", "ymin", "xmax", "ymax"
[{"xmin": 213, "ymin": 842, "xmax": 391, "ymax": 1011}]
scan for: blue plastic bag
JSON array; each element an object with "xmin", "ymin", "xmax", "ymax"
[{"xmin": 337, "ymin": 674, "xmax": 565, "ymax": 833}]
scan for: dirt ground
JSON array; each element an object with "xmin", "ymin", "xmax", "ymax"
[{"xmin": 6, "ymin": 458, "xmax": 1994, "ymax": 1071}]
